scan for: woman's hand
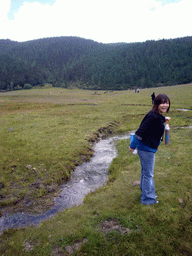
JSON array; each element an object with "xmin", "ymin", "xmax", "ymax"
[
  {"xmin": 129, "ymin": 147, "xmax": 134, "ymax": 153},
  {"xmin": 165, "ymin": 117, "xmax": 171, "ymax": 122}
]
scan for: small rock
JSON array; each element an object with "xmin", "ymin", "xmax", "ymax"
[
  {"xmin": 178, "ymin": 198, "xmax": 183, "ymax": 203},
  {"xmin": 23, "ymin": 242, "xmax": 34, "ymax": 252},
  {"xmin": 132, "ymin": 181, "xmax": 140, "ymax": 186},
  {"xmin": 65, "ymin": 245, "xmax": 74, "ymax": 254},
  {"xmin": 51, "ymin": 246, "xmax": 64, "ymax": 255},
  {"xmin": 100, "ymin": 220, "xmax": 134, "ymax": 234},
  {"xmin": 65, "ymin": 239, "xmax": 88, "ymax": 255},
  {"xmin": 26, "ymin": 165, "xmax": 32, "ymax": 170}
]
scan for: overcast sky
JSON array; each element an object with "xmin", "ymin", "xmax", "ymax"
[{"xmin": 1, "ymin": 0, "xmax": 191, "ymax": 44}]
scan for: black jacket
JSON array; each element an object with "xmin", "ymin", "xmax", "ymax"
[{"xmin": 135, "ymin": 110, "xmax": 165, "ymax": 149}]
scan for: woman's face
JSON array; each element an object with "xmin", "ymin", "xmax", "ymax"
[{"xmin": 158, "ymin": 102, "xmax": 169, "ymax": 114}]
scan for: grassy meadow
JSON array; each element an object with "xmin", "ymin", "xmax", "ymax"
[{"xmin": 0, "ymin": 84, "xmax": 192, "ymax": 255}]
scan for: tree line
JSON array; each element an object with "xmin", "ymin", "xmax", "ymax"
[{"xmin": 0, "ymin": 36, "xmax": 192, "ymax": 91}]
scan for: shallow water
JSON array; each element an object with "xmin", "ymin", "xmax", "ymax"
[
  {"xmin": 0, "ymin": 133, "xmax": 131, "ymax": 234},
  {"xmin": 177, "ymin": 108, "xmax": 191, "ymax": 111}
]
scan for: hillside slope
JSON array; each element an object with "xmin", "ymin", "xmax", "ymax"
[{"xmin": 0, "ymin": 36, "xmax": 192, "ymax": 90}]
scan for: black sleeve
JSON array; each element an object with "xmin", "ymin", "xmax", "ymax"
[{"xmin": 135, "ymin": 114, "xmax": 157, "ymax": 140}]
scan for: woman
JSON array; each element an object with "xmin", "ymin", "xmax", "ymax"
[{"xmin": 129, "ymin": 94, "xmax": 170, "ymax": 205}]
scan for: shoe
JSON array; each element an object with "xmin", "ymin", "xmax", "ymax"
[
  {"xmin": 155, "ymin": 195, "xmax": 158, "ymax": 199},
  {"xmin": 156, "ymin": 201, "xmax": 159, "ymax": 204}
]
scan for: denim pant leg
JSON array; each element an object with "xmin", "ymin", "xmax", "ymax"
[{"xmin": 137, "ymin": 149, "xmax": 157, "ymax": 205}]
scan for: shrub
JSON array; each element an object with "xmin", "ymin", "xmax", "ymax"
[
  {"xmin": 23, "ymin": 84, "xmax": 33, "ymax": 89},
  {"xmin": 43, "ymin": 83, "xmax": 52, "ymax": 88},
  {"xmin": 14, "ymin": 85, "xmax": 22, "ymax": 90}
]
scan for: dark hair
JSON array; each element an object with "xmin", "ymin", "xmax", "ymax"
[{"xmin": 152, "ymin": 94, "xmax": 170, "ymax": 113}]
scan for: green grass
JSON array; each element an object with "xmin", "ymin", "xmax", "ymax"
[{"xmin": 0, "ymin": 84, "xmax": 192, "ymax": 255}]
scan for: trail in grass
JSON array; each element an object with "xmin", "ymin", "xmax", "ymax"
[{"xmin": 0, "ymin": 133, "xmax": 132, "ymax": 234}]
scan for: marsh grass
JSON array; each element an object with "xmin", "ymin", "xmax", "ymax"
[
  {"xmin": 0, "ymin": 88, "xmax": 152, "ymax": 208},
  {"xmin": 0, "ymin": 84, "xmax": 192, "ymax": 255}
]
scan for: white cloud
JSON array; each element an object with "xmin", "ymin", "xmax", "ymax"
[
  {"xmin": 8, "ymin": 2, "xmax": 53, "ymax": 41},
  {"xmin": 148, "ymin": 0, "xmax": 192, "ymax": 40},
  {"xmin": 0, "ymin": 0, "xmax": 11, "ymax": 40},
  {"xmin": 0, "ymin": 0, "xmax": 192, "ymax": 43},
  {"xmin": 0, "ymin": 0, "xmax": 11, "ymax": 21}
]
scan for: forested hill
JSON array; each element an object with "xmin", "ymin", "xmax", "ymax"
[{"xmin": 0, "ymin": 36, "xmax": 192, "ymax": 91}]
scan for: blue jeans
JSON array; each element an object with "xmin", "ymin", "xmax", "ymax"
[{"xmin": 137, "ymin": 149, "xmax": 157, "ymax": 205}]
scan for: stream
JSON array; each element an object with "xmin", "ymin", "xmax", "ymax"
[{"xmin": 0, "ymin": 133, "xmax": 132, "ymax": 234}]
